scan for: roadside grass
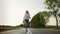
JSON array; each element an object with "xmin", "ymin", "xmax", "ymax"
[
  {"xmin": 0, "ymin": 26, "xmax": 60, "ymax": 32},
  {"xmin": 0, "ymin": 26, "xmax": 21, "ymax": 32},
  {"xmin": 30, "ymin": 26, "xmax": 60, "ymax": 30},
  {"xmin": 45, "ymin": 26, "xmax": 60, "ymax": 30}
]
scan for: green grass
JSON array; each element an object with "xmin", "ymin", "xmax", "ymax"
[
  {"xmin": 30, "ymin": 26, "xmax": 60, "ymax": 30},
  {"xmin": 0, "ymin": 26, "xmax": 21, "ymax": 32}
]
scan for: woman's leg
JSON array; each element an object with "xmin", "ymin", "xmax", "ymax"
[
  {"xmin": 26, "ymin": 28, "xmax": 28, "ymax": 32},
  {"xmin": 25, "ymin": 19, "xmax": 29, "ymax": 32}
]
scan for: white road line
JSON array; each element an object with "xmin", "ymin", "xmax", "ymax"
[{"xmin": 26, "ymin": 29, "xmax": 32, "ymax": 34}]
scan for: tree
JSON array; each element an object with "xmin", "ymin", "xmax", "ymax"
[
  {"xmin": 58, "ymin": 13, "xmax": 60, "ymax": 17},
  {"xmin": 19, "ymin": 24, "xmax": 24, "ymax": 27},
  {"xmin": 30, "ymin": 13, "xmax": 40, "ymax": 28},
  {"xmin": 45, "ymin": 0, "xmax": 60, "ymax": 28},
  {"xmin": 30, "ymin": 11, "xmax": 51, "ymax": 28}
]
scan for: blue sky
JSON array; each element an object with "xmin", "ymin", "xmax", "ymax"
[{"xmin": 0, "ymin": 0, "xmax": 60, "ymax": 26}]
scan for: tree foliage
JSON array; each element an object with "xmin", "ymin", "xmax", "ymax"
[
  {"xmin": 30, "ymin": 11, "xmax": 52, "ymax": 28},
  {"xmin": 45, "ymin": 0, "xmax": 60, "ymax": 28},
  {"xmin": 45, "ymin": 0, "xmax": 60, "ymax": 9}
]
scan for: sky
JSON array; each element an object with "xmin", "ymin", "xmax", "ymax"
[{"xmin": 0, "ymin": 0, "xmax": 60, "ymax": 26}]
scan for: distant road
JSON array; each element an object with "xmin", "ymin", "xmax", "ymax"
[{"xmin": 0, "ymin": 28, "xmax": 60, "ymax": 34}]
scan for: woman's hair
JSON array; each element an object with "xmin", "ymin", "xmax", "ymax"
[{"xmin": 26, "ymin": 10, "xmax": 29, "ymax": 14}]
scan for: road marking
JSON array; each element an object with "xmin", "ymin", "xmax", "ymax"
[{"xmin": 26, "ymin": 29, "xmax": 32, "ymax": 34}]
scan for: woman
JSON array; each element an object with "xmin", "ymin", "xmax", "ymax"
[{"xmin": 23, "ymin": 10, "xmax": 31, "ymax": 32}]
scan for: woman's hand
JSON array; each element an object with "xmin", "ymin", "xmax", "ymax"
[{"xmin": 23, "ymin": 20, "xmax": 25, "ymax": 23}]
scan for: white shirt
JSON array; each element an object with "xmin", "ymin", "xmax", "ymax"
[{"xmin": 23, "ymin": 13, "xmax": 30, "ymax": 20}]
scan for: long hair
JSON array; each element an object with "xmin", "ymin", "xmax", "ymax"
[{"xmin": 26, "ymin": 10, "xmax": 29, "ymax": 14}]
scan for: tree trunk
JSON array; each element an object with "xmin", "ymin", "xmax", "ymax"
[
  {"xmin": 55, "ymin": 15, "xmax": 58, "ymax": 28},
  {"xmin": 53, "ymin": 7, "xmax": 58, "ymax": 28},
  {"xmin": 54, "ymin": 11, "xmax": 58, "ymax": 28}
]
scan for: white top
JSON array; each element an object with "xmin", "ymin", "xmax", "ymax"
[{"xmin": 23, "ymin": 13, "xmax": 30, "ymax": 20}]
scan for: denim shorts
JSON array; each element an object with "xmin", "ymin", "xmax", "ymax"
[{"xmin": 25, "ymin": 19, "xmax": 30, "ymax": 28}]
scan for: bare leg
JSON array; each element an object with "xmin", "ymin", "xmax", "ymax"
[{"xmin": 26, "ymin": 28, "xmax": 28, "ymax": 32}]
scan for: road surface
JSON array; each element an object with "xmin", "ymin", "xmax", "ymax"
[
  {"xmin": 0, "ymin": 28, "xmax": 60, "ymax": 34},
  {"xmin": 30, "ymin": 28, "xmax": 60, "ymax": 34}
]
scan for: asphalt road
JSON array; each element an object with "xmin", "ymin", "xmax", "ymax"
[
  {"xmin": 0, "ymin": 28, "xmax": 26, "ymax": 34},
  {"xmin": 0, "ymin": 28, "xmax": 60, "ymax": 34},
  {"xmin": 30, "ymin": 28, "xmax": 60, "ymax": 34}
]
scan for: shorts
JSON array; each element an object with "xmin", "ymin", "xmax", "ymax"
[{"xmin": 25, "ymin": 19, "xmax": 30, "ymax": 28}]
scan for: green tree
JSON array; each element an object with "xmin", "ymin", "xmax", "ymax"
[
  {"xmin": 30, "ymin": 11, "xmax": 51, "ymax": 28},
  {"xmin": 58, "ymin": 13, "xmax": 60, "ymax": 17},
  {"xmin": 19, "ymin": 24, "xmax": 24, "ymax": 27},
  {"xmin": 30, "ymin": 13, "xmax": 40, "ymax": 28},
  {"xmin": 45, "ymin": 0, "xmax": 60, "ymax": 28}
]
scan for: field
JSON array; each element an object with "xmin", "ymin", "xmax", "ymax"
[{"xmin": 0, "ymin": 25, "xmax": 21, "ymax": 32}]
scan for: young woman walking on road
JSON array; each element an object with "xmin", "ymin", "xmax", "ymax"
[{"xmin": 23, "ymin": 10, "xmax": 31, "ymax": 32}]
